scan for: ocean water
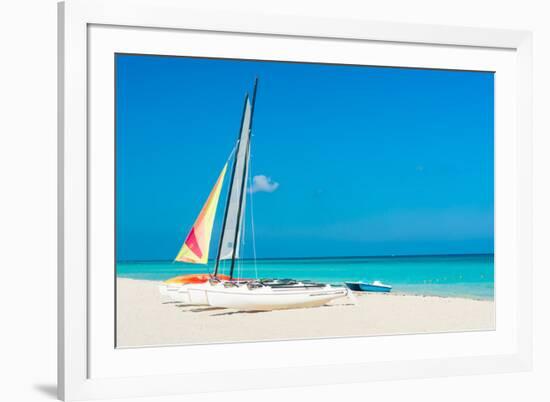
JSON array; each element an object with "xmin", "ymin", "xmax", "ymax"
[{"xmin": 116, "ymin": 254, "xmax": 494, "ymax": 300}]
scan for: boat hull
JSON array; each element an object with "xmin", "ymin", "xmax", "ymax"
[
  {"xmin": 345, "ymin": 282, "xmax": 392, "ymax": 293},
  {"xmin": 205, "ymin": 284, "xmax": 349, "ymax": 311},
  {"xmin": 161, "ymin": 280, "xmax": 353, "ymax": 310},
  {"xmin": 344, "ymin": 282, "xmax": 363, "ymax": 291},
  {"xmin": 359, "ymin": 284, "xmax": 391, "ymax": 292}
]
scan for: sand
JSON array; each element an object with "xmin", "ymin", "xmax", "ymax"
[{"xmin": 116, "ymin": 278, "xmax": 495, "ymax": 348}]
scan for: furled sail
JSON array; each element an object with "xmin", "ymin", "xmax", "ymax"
[
  {"xmin": 175, "ymin": 164, "xmax": 228, "ymax": 264},
  {"xmin": 218, "ymin": 97, "xmax": 252, "ymax": 261}
]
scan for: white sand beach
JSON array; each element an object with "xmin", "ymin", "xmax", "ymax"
[{"xmin": 116, "ymin": 278, "xmax": 495, "ymax": 348}]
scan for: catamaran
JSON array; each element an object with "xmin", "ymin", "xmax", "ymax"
[{"xmin": 159, "ymin": 78, "xmax": 353, "ymax": 310}]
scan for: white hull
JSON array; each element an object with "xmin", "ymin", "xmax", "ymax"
[
  {"xmin": 202, "ymin": 282, "xmax": 350, "ymax": 311},
  {"xmin": 161, "ymin": 280, "xmax": 354, "ymax": 311}
]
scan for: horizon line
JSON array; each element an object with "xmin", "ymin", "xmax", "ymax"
[{"xmin": 116, "ymin": 252, "xmax": 494, "ymax": 264}]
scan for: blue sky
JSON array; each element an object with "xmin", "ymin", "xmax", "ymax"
[{"xmin": 115, "ymin": 54, "xmax": 494, "ymax": 261}]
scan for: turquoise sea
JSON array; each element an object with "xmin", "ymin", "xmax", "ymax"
[{"xmin": 116, "ymin": 254, "xmax": 494, "ymax": 300}]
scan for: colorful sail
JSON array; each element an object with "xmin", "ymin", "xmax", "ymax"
[{"xmin": 175, "ymin": 164, "xmax": 227, "ymax": 264}]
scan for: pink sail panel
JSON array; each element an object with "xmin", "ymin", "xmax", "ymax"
[
  {"xmin": 175, "ymin": 164, "xmax": 227, "ymax": 264},
  {"xmin": 183, "ymin": 227, "xmax": 202, "ymax": 258}
]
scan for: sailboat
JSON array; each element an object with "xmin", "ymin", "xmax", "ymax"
[{"xmin": 159, "ymin": 78, "xmax": 353, "ymax": 310}]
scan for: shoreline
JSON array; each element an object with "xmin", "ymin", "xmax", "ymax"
[
  {"xmin": 116, "ymin": 278, "xmax": 496, "ymax": 347},
  {"xmin": 116, "ymin": 276, "xmax": 494, "ymax": 302}
]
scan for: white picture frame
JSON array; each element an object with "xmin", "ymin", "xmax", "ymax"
[{"xmin": 58, "ymin": 0, "xmax": 533, "ymax": 400}]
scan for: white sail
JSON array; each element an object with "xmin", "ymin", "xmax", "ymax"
[{"xmin": 219, "ymin": 98, "xmax": 252, "ymax": 261}]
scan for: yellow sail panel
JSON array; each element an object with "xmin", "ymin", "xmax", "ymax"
[{"xmin": 175, "ymin": 164, "xmax": 227, "ymax": 264}]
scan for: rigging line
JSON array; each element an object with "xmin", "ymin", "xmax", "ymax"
[
  {"xmin": 239, "ymin": 204, "xmax": 245, "ymax": 280},
  {"xmin": 226, "ymin": 141, "xmax": 238, "ymax": 163},
  {"xmin": 240, "ymin": 177, "xmax": 249, "ymax": 281},
  {"xmin": 216, "ymin": 148, "xmax": 236, "ymax": 278},
  {"xmin": 248, "ymin": 152, "xmax": 259, "ymax": 280}
]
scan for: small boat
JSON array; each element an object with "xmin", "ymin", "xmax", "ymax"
[{"xmin": 345, "ymin": 280, "xmax": 392, "ymax": 293}]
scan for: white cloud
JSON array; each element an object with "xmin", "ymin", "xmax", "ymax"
[{"xmin": 249, "ymin": 175, "xmax": 279, "ymax": 194}]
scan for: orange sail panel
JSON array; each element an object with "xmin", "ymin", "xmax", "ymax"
[
  {"xmin": 165, "ymin": 274, "xmax": 231, "ymax": 285},
  {"xmin": 175, "ymin": 164, "xmax": 227, "ymax": 264}
]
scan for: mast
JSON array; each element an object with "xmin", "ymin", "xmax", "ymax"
[
  {"xmin": 229, "ymin": 78, "xmax": 259, "ymax": 280},
  {"xmin": 213, "ymin": 93, "xmax": 249, "ymax": 276},
  {"xmin": 250, "ymin": 77, "xmax": 259, "ymax": 127}
]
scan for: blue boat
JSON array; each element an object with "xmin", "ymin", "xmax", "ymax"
[{"xmin": 345, "ymin": 280, "xmax": 392, "ymax": 293}]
